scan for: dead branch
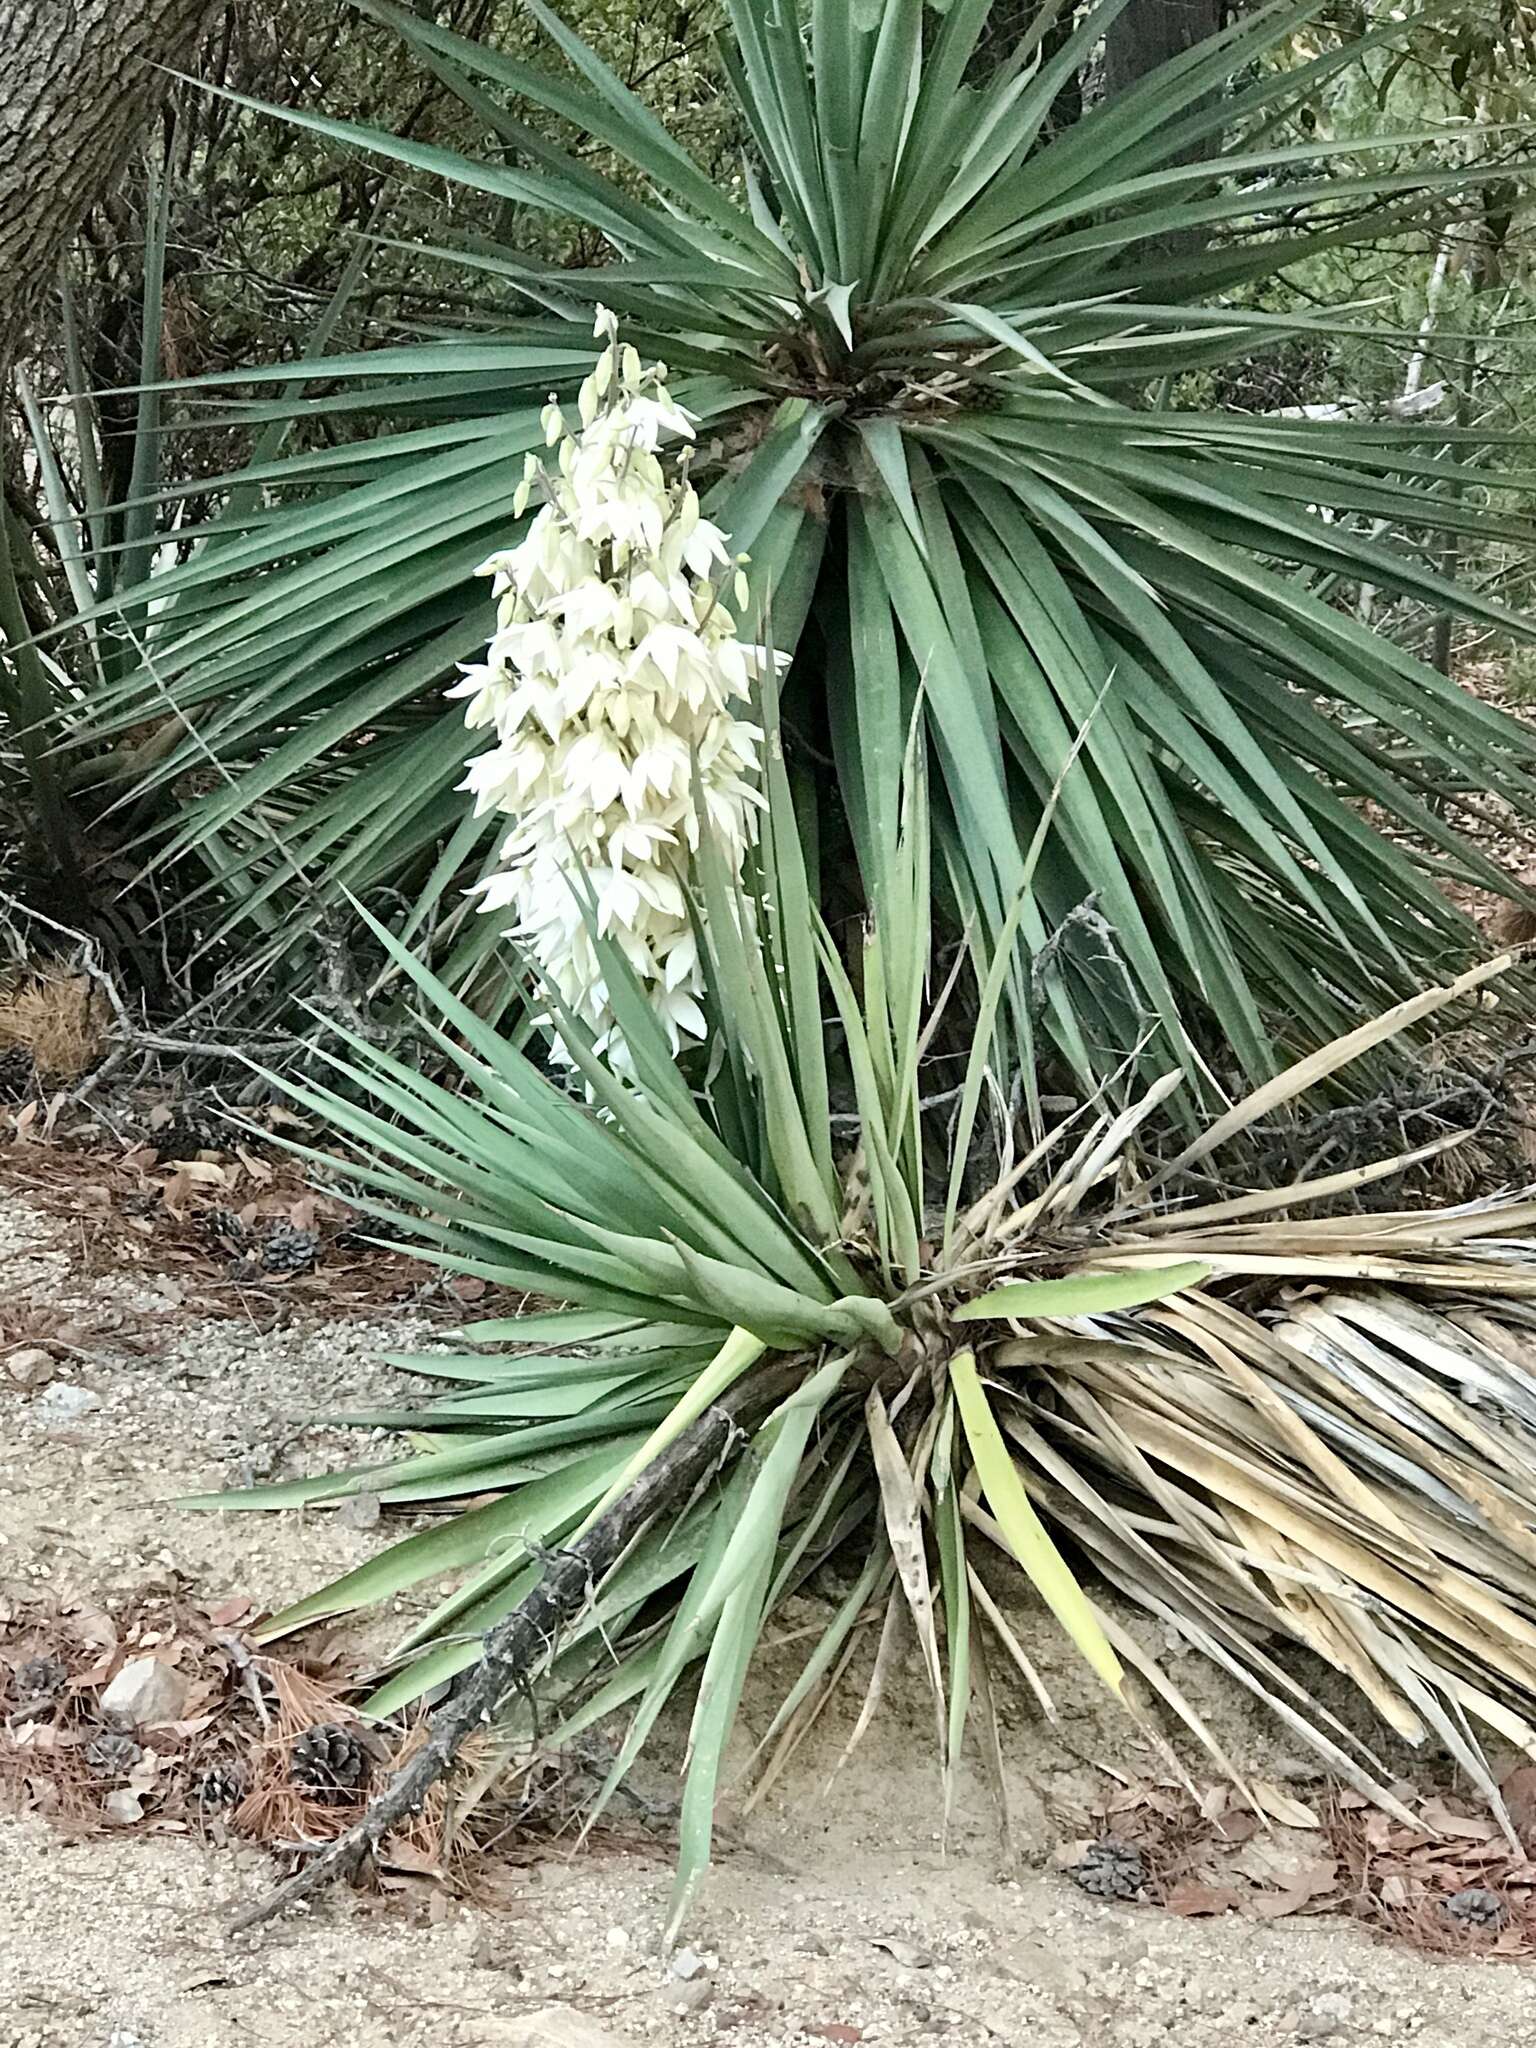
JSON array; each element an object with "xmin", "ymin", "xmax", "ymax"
[{"xmin": 228, "ymin": 1354, "xmax": 807, "ymax": 1932}]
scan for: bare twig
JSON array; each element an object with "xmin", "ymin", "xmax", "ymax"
[{"xmin": 0, "ymin": 888, "xmax": 132, "ymax": 1031}]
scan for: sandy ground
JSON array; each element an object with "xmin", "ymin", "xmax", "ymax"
[{"xmin": 3, "ymin": 1189, "xmax": 1533, "ymax": 2048}]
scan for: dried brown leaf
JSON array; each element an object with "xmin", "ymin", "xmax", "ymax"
[
  {"xmin": 1421, "ymin": 1800, "xmax": 1502, "ymax": 1841},
  {"xmin": 1250, "ymin": 1781, "xmax": 1321, "ymax": 1829},
  {"xmin": 1164, "ymin": 1879, "xmax": 1243, "ymax": 1916}
]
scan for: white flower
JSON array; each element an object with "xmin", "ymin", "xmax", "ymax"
[{"xmin": 455, "ymin": 321, "xmax": 787, "ymax": 1070}]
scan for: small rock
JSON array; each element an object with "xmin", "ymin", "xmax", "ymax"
[
  {"xmin": 104, "ymin": 1788, "xmax": 145, "ymax": 1826},
  {"xmin": 670, "ymin": 1980, "xmax": 714, "ymax": 2015},
  {"xmin": 604, "ymin": 1925, "xmax": 630, "ymax": 1952},
  {"xmin": 100, "ymin": 1655, "xmax": 189, "ymax": 1729},
  {"xmin": 338, "ymin": 1491, "xmax": 382, "ymax": 1531},
  {"xmin": 669, "ymin": 1947, "xmax": 714, "ymax": 1982},
  {"xmin": 872, "ymin": 1936, "xmax": 934, "ymax": 1969},
  {"xmin": 1297, "ymin": 2003, "xmax": 1350, "ymax": 2044},
  {"xmin": 35, "ymin": 1382, "xmax": 100, "ymax": 1424},
  {"xmin": 795, "ymin": 1932, "xmax": 830, "ymax": 1956},
  {"xmin": 6, "ymin": 1347, "xmax": 56, "ymax": 1389}
]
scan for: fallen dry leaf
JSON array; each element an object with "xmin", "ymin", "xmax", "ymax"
[
  {"xmin": 1247, "ymin": 1859, "xmax": 1338, "ymax": 1920},
  {"xmin": 1502, "ymin": 1766, "xmax": 1536, "ymax": 1849},
  {"xmin": 1230, "ymin": 1839, "xmax": 1333, "ymax": 1890},
  {"xmin": 205, "ymin": 1596, "xmax": 252, "ymax": 1628},
  {"xmin": 1164, "ymin": 1880, "xmax": 1243, "ymax": 1917},
  {"xmin": 1421, "ymin": 1799, "xmax": 1502, "ymax": 1842},
  {"xmin": 1212, "ymin": 1809, "xmax": 1259, "ymax": 1844},
  {"xmin": 187, "ymin": 1161, "xmax": 231, "ymax": 1186},
  {"xmin": 1249, "ymin": 1780, "xmax": 1321, "ymax": 1829},
  {"xmin": 379, "ymin": 1836, "xmax": 444, "ymax": 1877}
]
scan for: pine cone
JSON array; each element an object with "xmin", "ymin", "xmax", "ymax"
[
  {"xmin": 0, "ymin": 1044, "xmax": 35, "ymax": 1101},
  {"xmin": 13, "ymin": 1653, "xmax": 68, "ymax": 1706},
  {"xmin": 204, "ymin": 1207, "xmax": 250, "ymax": 1250},
  {"xmin": 335, "ymin": 1213, "xmax": 409, "ymax": 1252},
  {"xmin": 86, "ymin": 1730, "xmax": 144, "ymax": 1777},
  {"xmin": 289, "ymin": 1722, "xmax": 368, "ymax": 1802},
  {"xmin": 1070, "ymin": 1838, "xmax": 1145, "ymax": 1901},
  {"xmin": 194, "ymin": 1759, "xmax": 246, "ymax": 1810},
  {"xmin": 1443, "ymin": 1887, "xmax": 1507, "ymax": 1930},
  {"xmin": 153, "ymin": 1108, "xmax": 219, "ymax": 1160},
  {"xmin": 261, "ymin": 1222, "xmax": 321, "ymax": 1276}
]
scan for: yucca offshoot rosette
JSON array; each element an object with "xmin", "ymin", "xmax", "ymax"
[
  {"xmin": 206, "ymin": 706, "xmax": 1536, "ymax": 1932},
  {"xmin": 454, "ymin": 309, "xmax": 777, "ymax": 1069},
  {"xmin": 84, "ymin": 0, "xmax": 1536, "ymax": 1089}
]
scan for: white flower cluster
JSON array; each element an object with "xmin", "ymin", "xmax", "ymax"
[{"xmin": 450, "ymin": 309, "xmax": 781, "ymax": 1068}]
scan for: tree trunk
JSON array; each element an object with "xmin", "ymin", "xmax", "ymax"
[
  {"xmin": 1101, "ymin": 0, "xmax": 1226, "ymax": 100},
  {"xmin": 1101, "ymin": 0, "xmax": 1230, "ymax": 269},
  {"xmin": 0, "ymin": 0, "xmax": 217, "ymax": 368}
]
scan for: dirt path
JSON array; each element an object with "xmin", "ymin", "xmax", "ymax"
[{"xmin": 2, "ymin": 1190, "xmax": 1529, "ymax": 2047}]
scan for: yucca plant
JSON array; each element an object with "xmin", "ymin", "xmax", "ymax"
[
  {"xmin": 2, "ymin": 168, "xmax": 371, "ymax": 946},
  {"xmin": 72, "ymin": 0, "xmax": 1536, "ymax": 1085},
  {"xmin": 212, "ymin": 691, "xmax": 1536, "ymax": 1932}
]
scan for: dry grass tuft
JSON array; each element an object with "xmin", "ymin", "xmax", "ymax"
[
  {"xmin": 0, "ymin": 965, "xmax": 109, "ymax": 1082},
  {"xmin": 232, "ymin": 1656, "xmax": 378, "ymax": 1847}
]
